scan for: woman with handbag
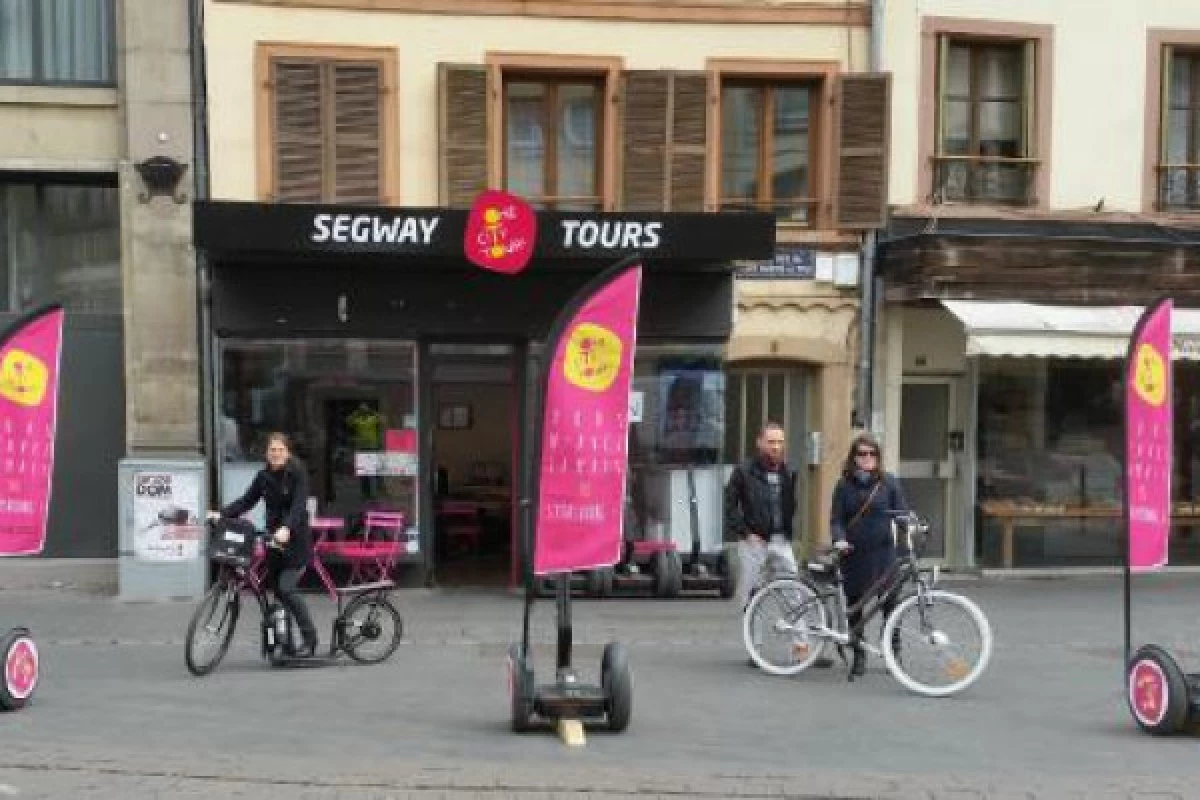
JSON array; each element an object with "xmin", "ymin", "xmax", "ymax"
[{"xmin": 829, "ymin": 432, "xmax": 909, "ymax": 677}]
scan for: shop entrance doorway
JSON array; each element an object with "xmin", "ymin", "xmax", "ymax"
[{"xmin": 427, "ymin": 344, "xmax": 517, "ymax": 587}]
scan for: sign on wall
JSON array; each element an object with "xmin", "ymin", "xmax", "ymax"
[{"xmin": 132, "ymin": 470, "xmax": 204, "ymax": 563}]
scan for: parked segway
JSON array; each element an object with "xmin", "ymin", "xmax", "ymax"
[
  {"xmin": 506, "ymin": 256, "xmax": 640, "ymax": 737},
  {"xmin": 1119, "ymin": 297, "xmax": 1200, "ymax": 735},
  {"xmin": 677, "ymin": 467, "xmax": 736, "ymax": 598}
]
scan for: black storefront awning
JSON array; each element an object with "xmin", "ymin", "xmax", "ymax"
[
  {"xmin": 196, "ymin": 201, "xmax": 776, "ymax": 340},
  {"xmin": 193, "ymin": 201, "xmax": 775, "ymax": 267}
]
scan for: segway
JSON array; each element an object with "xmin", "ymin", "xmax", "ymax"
[
  {"xmin": 1119, "ymin": 297, "xmax": 1199, "ymax": 735},
  {"xmin": 1, "ymin": 627, "xmax": 39, "ymax": 711},
  {"xmin": 677, "ymin": 467, "xmax": 736, "ymax": 598},
  {"xmin": 506, "ymin": 256, "xmax": 639, "ymax": 737}
]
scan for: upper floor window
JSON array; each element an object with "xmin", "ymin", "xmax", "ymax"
[
  {"xmin": 935, "ymin": 38, "xmax": 1037, "ymax": 206},
  {"xmin": 0, "ymin": 0, "xmax": 115, "ymax": 85},
  {"xmin": 503, "ymin": 76, "xmax": 603, "ymax": 211},
  {"xmin": 720, "ymin": 81, "xmax": 817, "ymax": 224},
  {"xmin": 261, "ymin": 46, "xmax": 396, "ymax": 204},
  {"xmin": 1159, "ymin": 48, "xmax": 1200, "ymax": 211}
]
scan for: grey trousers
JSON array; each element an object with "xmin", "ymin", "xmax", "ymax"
[{"xmin": 736, "ymin": 535, "xmax": 798, "ymax": 610}]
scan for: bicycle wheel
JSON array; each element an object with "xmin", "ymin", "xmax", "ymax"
[
  {"xmin": 342, "ymin": 594, "xmax": 403, "ymax": 664},
  {"xmin": 185, "ymin": 580, "xmax": 240, "ymax": 676},
  {"xmin": 742, "ymin": 578, "xmax": 828, "ymax": 676},
  {"xmin": 881, "ymin": 589, "xmax": 992, "ymax": 697}
]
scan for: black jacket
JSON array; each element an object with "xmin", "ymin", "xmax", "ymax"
[
  {"xmin": 724, "ymin": 458, "xmax": 797, "ymax": 541},
  {"xmin": 829, "ymin": 472, "xmax": 907, "ymax": 554},
  {"xmin": 221, "ymin": 459, "xmax": 312, "ymax": 569}
]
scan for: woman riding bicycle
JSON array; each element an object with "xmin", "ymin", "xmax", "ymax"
[
  {"xmin": 209, "ymin": 432, "xmax": 318, "ymax": 658},
  {"xmin": 829, "ymin": 432, "xmax": 908, "ymax": 677}
]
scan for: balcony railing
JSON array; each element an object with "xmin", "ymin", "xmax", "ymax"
[
  {"xmin": 932, "ymin": 155, "xmax": 1039, "ymax": 207},
  {"xmin": 1157, "ymin": 165, "xmax": 1200, "ymax": 212}
]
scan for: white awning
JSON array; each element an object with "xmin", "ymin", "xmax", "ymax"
[{"xmin": 940, "ymin": 300, "xmax": 1200, "ymax": 360}]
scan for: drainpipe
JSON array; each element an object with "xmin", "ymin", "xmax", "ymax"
[
  {"xmin": 188, "ymin": 0, "xmax": 215, "ymax": 490},
  {"xmin": 856, "ymin": 0, "xmax": 885, "ymax": 433}
]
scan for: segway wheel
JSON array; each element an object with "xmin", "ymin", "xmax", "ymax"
[
  {"xmin": 665, "ymin": 550, "xmax": 683, "ymax": 597},
  {"xmin": 1128, "ymin": 644, "xmax": 1190, "ymax": 735},
  {"xmin": 717, "ymin": 547, "xmax": 736, "ymax": 599},
  {"xmin": 586, "ymin": 568, "xmax": 615, "ymax": 598},
  {"xmin": 1, "ymin": 628, "xmax": 39, "ymax": 711},
  {"xmin": 601, "ymin": 642, "xmax": 632, "ymax": 732},
  {"xmin": 507, "ymin": 644, "xmax": 535, "ymax": 733},
  {"xmin": 651, "ymin": 550, "xmax": 673, "ymax": 597}
]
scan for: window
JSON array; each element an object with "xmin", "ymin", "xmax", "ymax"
[
  {"xmin": 0, "ymin": 0, "xmax": 115, "ymax": 85},
  {"xmin": 0, "ymin": 180, "xmax": 121, "ymax": 313},
  {"xmin": 503, "ymin": 76, "xmax": 602, "ymax": 211},
  {"xmin": 720, "ymin": 82, "xmax": 817, "ymax": 224},
  {"xmin": 260, "ymin": 46, "xmax": 396, "ymax": 204},
  {"xmin": 1159, "ymin": 49, "xmax": 1200, "ymax": 210},
  {"xmin": 934, "ymin": 38, "xmax": 1037, "ymax": 205}
]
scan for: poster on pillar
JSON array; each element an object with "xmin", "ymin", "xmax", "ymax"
[
  {"xmin": 1124, "ymin": 297, "xmax": 1172, "ymax": 573},
  {"xmin": 533, "ymin": 259, "xmax": 642, "ymax": 575},
  {"xmin": 0, "ymin": 305, "xmax": 64, "ymax": 557}
]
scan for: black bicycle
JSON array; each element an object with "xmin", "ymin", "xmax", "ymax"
[
  {"xmin": 742, "ymin": 510, "xmax": 992, "ymax": 697},
  {"xmin": 185, "ymin": 519, "xmax": 402, "ymax": 676}
]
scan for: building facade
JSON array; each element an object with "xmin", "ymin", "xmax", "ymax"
[
  {"xmin": 873, "ymin": 0, "xmax": 1200, "ymax": 570},
  {"xmin": 0, "ymin": 0, "xmax": 198, "ymax": 583},
  {"xmin": 196, "ymin": 0, "xmax": 890, "ymax": 586}
]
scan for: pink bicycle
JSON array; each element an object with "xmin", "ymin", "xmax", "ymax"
[{"xmin": 185, "ymin": 519, "xmax": 402, "ymax": 676}]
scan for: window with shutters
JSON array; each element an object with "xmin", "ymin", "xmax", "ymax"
[
  {"xmin": 257, "ymin": 44, "xmax": 397, "ymax": 204},
  {"xmin": 503, "ymin": 75, "xmax": 604, "ymax": 211},
  {"xmin": 919, "ymin": 18, "xmax": 1051, "ymax": 210},
  {"xmin": 720, "ymin": 81, "xmax": 819, "ymax": 224}
]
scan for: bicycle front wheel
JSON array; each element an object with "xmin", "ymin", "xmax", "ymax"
[
  {"xmin": 881, "ymin": 589, "xmax": 992, "ymax": 697},
  {"xmin": 342, "ymin": 595, "xmax": 403, "ymax": 664},
  {"xmin": 742, "ymin": 578, "xmax": 828, "ymax": 676},
  {"xmin": 185, "ymin": 580, "xmax": 240, "ymax": 676}
]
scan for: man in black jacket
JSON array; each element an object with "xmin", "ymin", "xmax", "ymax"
[{"xmin": 724, "ymin": 422, "xmax": 799, "ymax": 610}]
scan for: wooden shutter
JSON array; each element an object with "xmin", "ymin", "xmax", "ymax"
[
  {"xmin": 620, "ymin": 70, "xmax": 708, "ymax": 211},
  {"xmin": 833, "ymin": 72, "xmax": 891, "ymax": 229},
  {"xmin": 620, "ymin": 70, "xmax": 669, "ymax": 210},
  {"xmin": 438, "ymin": 63, "xmax": 488, "ymax": 207},
  {"xmin": 332, "ymin": 62, "xmax": 383, "ymax": 203},
  {"xmin": 669, "ymin": 72, "xmax": 708, "ymax": 211},
  {"xmin": 272, "ymin": 60, "xmax": 324, "ymax": 203}
]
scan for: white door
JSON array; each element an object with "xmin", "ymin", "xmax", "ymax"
[{"xmin": 897, "ymin": 379, "xmax": 955, "ymax": 560}]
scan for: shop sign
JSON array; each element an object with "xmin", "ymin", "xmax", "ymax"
[
  {"xmin": 465, "ymin": 190, "xmax": 537, "ymax": 274},
  {"xmin": 132, "ymin": 471, "xmax": 203, "ymax": 563},
  {"xmin": 355, "ymin": 452, "xmax": 418, "ymax": 477},
  {"xmin": 736, "ymin": 246, "xmax": 816, "ymax": 279},
  {"xmin": 310, "ymin": 213, "xmax": 441, "ymax": 246}
]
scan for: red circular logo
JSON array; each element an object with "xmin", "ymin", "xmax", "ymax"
[
  {"xmin": 1129, "ymin": 658, "xmax": 1168, "ymax": 727},
  {"xmin": 5, "ymin": 636, "xmax": 38, "ymax": 700}
]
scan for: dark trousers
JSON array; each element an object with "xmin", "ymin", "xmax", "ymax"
[
  {"xmin": 268, "ymin": 553, "xmax": 317, "ymax": 647},
  {"xmin": 843, "ymin": 546, "xmax": 900, "ymax": 648}
]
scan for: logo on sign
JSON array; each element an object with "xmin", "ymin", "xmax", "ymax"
[
  {"xmin": 1134, "ymin": 343, "xmax": 1167, "ymax": 407},
  {"xmin": 465, "ymin": 190, "xmax": 537, "ymax": 274},
  {"xmin": 564, "ymin": 323, "xmax": 623, "ymax": 392},
  {"xmin": 0, "ymin": 349, "xmax": 48, "ymax": 408}
]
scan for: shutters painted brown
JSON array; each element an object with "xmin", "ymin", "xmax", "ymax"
[
  {"xmin": 833, "ymin": 72, "xmax": 891, "ymax": 229},
  {"xmin": 620, "ymin": 70, "xmax": 709, "ymax": 211},
  {"xmin": 438, "ymin": 63, "xmax": 488, "ymax": 207},
  {"xmin": 669, "ymin": 71, "xmax": 708, "ymax": 212},
  {"xmin": 272, "ymin": 60, "xmax": 324, "ymax": 203},
  {"xmin": 332, "ymin": 62, "xmax": 383, "ymax": 203}
]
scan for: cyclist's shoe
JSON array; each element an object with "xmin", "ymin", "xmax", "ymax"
[
  {"xmin": 297, "ymin": 635, "xmax": 319, "ymax": 658},
  {"xmin": 814, "ymin": 655, "xmax": 834, "ymax": 669}
]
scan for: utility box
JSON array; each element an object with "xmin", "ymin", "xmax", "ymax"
[{"xmin": 117, "ymin": 457, "xmax": 208, "ymax": 602}]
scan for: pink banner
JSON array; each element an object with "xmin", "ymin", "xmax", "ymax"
[
  {"xmin": 1125, "ymin": 298, "xmax": 1172, "ymax": 573},
  {"xmin": 0, "ymin": 307, "xmax": 64, "ymax": 557},
  {"xmin": 533, "ymin": 263, "xmax": 642, "ymax": 575}
]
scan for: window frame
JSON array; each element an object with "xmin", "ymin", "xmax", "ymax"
[
  {"xmin": 918, "ymin": 17, "xmax": 1053, "ymax": 210},
  {"xmin": 0, "ymin": 0, "xmax": 117, "ymax": 87},
  {"xmin": 500, "ymin": 74, "xmax": 606, "ymax": 211},
  {"xmin": 485, "ymin": 53, "xmax": 622, "ymax": 212},
  {"xmin": 1146, "ymin": 32, "xmax": 1200, "ymax": 213},
  {"xmin": 706, "ymin": 60, "xmax": 838, "ymax": 229},
  {"xmin": 254, "ymin": 43, "xmax": 399, "ymax": 204}
]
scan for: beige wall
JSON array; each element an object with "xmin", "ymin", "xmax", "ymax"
[
  {"xmin": 0, "ymin": 87, "xmax": 120, "ymax": 170},
  {"xmin": 203, "ymin": 1, "xmax": 868, "ymax": 202},
  {"xmin": 884, "ymin": 0, "xmax": 1200, "ymax": 212}
]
